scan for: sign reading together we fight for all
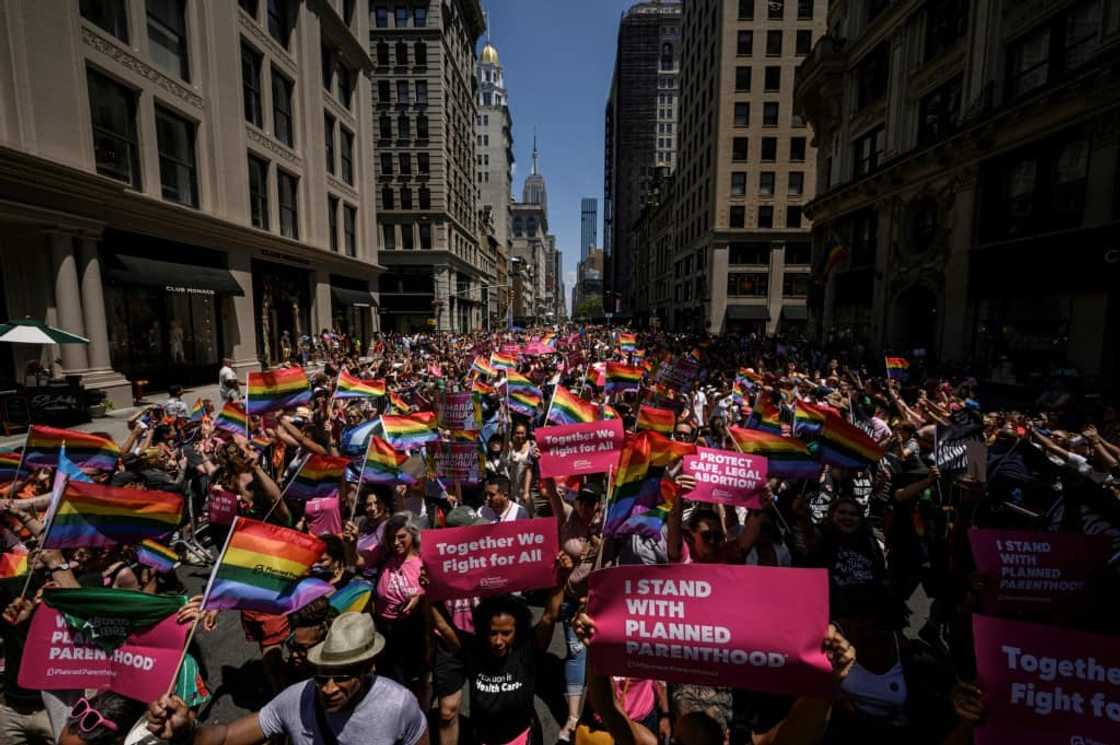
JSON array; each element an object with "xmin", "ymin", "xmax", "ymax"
[
  {"xmin": 535, "ymin": 419, "xmax": 625, "ymax": 478},
  {"xmin": 421, "ymin": 518, "xmax": 559, "ymax": 601}
]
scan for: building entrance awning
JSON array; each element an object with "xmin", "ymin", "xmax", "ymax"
[
  {"xmin": 106, "ymin": 255, "xmax": 244, "ymax": 296},
  {"xmin": 331, "ymin": 286, "xmax": 377, "ymax": 308},
  {"xmin": 725, "ymin": 305, "xmax": 770, "ymax": 321}
]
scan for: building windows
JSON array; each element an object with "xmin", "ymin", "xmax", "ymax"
[
  {"xmin": 760, "ymin": 171, "xmax": 775, "ymax": 195},
  {"xmin": 376, "ymin": 42, "xmax": 390, "ymax": 66},
  {"xmin": 397, "ymin": 113, "xmax": 410, "ymax": 140},
  {"xmin": 731, "ymin": 171, "xmax": 747, "ymax": 196},
  {"xmin": 735, "ymin": 66, "xmax": 751, "ymax": 91},
  {"xmin": 853, "ymin": 125, "xmax": 886, "ymax": 177},
  {"xmin": 790, "ymin": 136, "xmax": 806, "ymax": 161},
  {"xmin": 660, "ymin": 42, "xmax": 674, "ymax": 71},
  {"xmin": 418, "ymin": 151, "xmax": 430, "ymax": 174},
  {"xmin": 379, "ymin": 115, "xmax": 392, "ymax": 140},
  {"xmin": 324, "ymin": 113, "xmax": 335, "ymax": 174},
  {"xmin": 763, "ymin": 102, "xmax": 779, "ymax": 127},
  {"xmin": 761, "ymin": 137, "xmax": 777, "ymax": 161},
  {"xmin": 737, "ymin": 30, "xmax": 753, "ymax": 56},
  {"xmin": 732, "ymin": 137, "xmax": 749, "ymax": 161},
  {"xmin": 769, "ymin": 0, "xmax": 784, "ymax": 19},
  {"xmin": 398, "ymin": 152, "xmax": 411, "ymax": 175},
  {"xmin": 373, "ymin": 6, "xmax": 388, "ymax": 28},
  {"xmin": 764, "ymin": 66, "xmax": 781, "ymax": 92},
  {"xmin": 419, "ymin": 187, "xmax": 431, "ymax": 209},
  {"xmin": 380, "ymin": 152, "xmax": 393, "ymax": 176},
  {"xmin": 382, "ymin": 223, "xmax": 395, "ymax": 250},
  {"xmin": 416, "ymin": 80, "xmax": 428, "ymax": 105},
  {"xmin": 87, "ymin": 69, "xmax": 141, "ymax": 188},
  {"xmin": 343, "ymin": 0, "xmax": 355, "ymax": 24},
  {"xmin": 395, "ymin": 6, "xmax": 409, "ymax": 27},
  {"xmin": 856, "ymin": 44, "xmax": 890, "ymax": 107},
  {"xmin": 322, "ymin": 44, "xmax": 335, "ymax": 91},
  {"xmin": 738, "ymin": 0, "xmax": 755, "ymax": 20},
  {"xmin": 782, "ymin": 273, "xmax": 809, "ymax": 296},
  {"xmin": 766, "ymin": 30, "xmax": 783, "ymax": 57},
  {"xmin": 337, "ymin": 65, "xmax": 353, "ymax": 108},
  {"xmin": 271, "ymin": 69, "xmax": 294, "ymax": 147},
  {"xmin": 154, "ymin": 105, "xmax": 198, "ymax": 207},
  {"xmin": 377, "ymin": 80, "xmax": 390, "ymax": 104},
  {"xmin": 734, "ymin": 102, "xmax": 750, "ymax": 127},
  {"xmin": 340, "ymin": 128, "xmax": 354, "ymax": 185},
  {"xmin": 798, "ymin": 0, "xmax": 814, "ymax": 19},
  {"xmin": 328, "ymin": 195, "xmax": 339, "ymax": 251},
  {"xmin": 727, "ymin": 273, "xmax": 768, "ymax": 296},
  {"xmin": 382, "ymin": 186, "xmax": 394, "ymax": 209},
  {"xmin": 918, "ymin": 76, "xmax": 962, "ymax": 146},
  {"xmin": 414, "ymin": 6, "xmax": 428, "ymax": 27},
  {"xmin": 344, "ymin": 205, "xmax": 357, "ymax": 256},
  {"xmin": 278, "ymin": 170, "xmax": 298, "ymax": 238},
  {"xmin": 401, "ymin": 187, "xmax": 413, "ymax": 209},
  {"xmin": 400, "ymin": 223, "xmax": 414, "ymax": 250},
  {"xmin": 418, "ymin": 222, "xmax": 432, "ymax": 249},
  {"xmin": 396, "ymin": 79, "xmax": 409, "ymax": 104},
  {"xmin": 415, "ymin": 41, "xmax": 428, "ymax": 66},
  {"xmin": 81, "ymin": 0, "xmax": 129, "ymax": 43},
  {"xmin": 786, "ymin": 206, "xmax": 803, "ymax": 228},
  {"xmin": 796, "ymin": 30, "xmax": 812, "ymax": 56},
  {"xmin": 248, "ymin": 155, "xmax": 269, "ymax": 228},
  {"xmin": 788, "ymin": 171, "xmax": 804, "ymax": 196},
  {"xmin": 786, "ymin": 241, "xmax": 810, "ymax": 264},
  {"xmin": 267, "ymin": 0, "xmax": 294, "ymax": 48},
  {"xmin": 729, "ymin": 205, "xmax": 746, "ymax": 228},
  {"xmin": 241, "ymin": 43, "xmax": 264, "ymax": 127},
  {"xmin": 147, "ymin": 0, "xmax": 189, "ymax": 81},
  {"xmin": 758, "ymin": 205, "xmax": 774, "ymax": 228},
  {"xmin": 981, "ymin": 134, "xmax": 1089, "ymax": 241},
  {"xmin": 925, "ymin": 0, "xmax": 969, "ymax": 62}
]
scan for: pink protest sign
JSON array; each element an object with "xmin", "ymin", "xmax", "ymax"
[
  {"xmin": 437, "ymin": 392, "xmax": 480, "ymax": 430},
  {"xmin": 656, "ymin": 357, "xmax": 701, "ymax": 393},
  {"xmin": 588, "ymin": 564, "xmax": 831, "ymax": 696},
  {"xmin": 19, "ymin": 606, "xmax": 190, "ymax": 701},
  {"xmin": 536, "ymin": 419, "xmax": 625, "ymax": 478},
  {"xmin": 968, "ymin": 529, "xmax": 1113, "ymax": 615},
  {"xmin": 431, "ymin": 441, "xmax": 484, "ymax": 484},
  {"xmin": 973, "ymin": 614, "xmax": 1120, "ymax": 745},
  {"xmin": 682, "ymin": 447, "xmax": 768, "ymax": 508},
  {"xmin": 500, "ymin": 343, "xmax": 521, "ymax": 358},
  {"xmin": 421, "ymin": 518, "xmax": 559, "ymax": 601},
  {"xmin": 207, "ymin": 488, "xmax": 239, "ymax": 526}
]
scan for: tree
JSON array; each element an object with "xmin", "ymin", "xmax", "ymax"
[{"xmin": 574, "ymin": 295, "xmax": 604, "ymax": 320}]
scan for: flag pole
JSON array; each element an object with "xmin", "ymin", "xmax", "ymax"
[
  {"xmin": 352, "ymin": 436, "xmax": 374, "ymax": 521},
  {"xmin": 592, "ymin": 465, "xmax": 615, "ymax": 573},
  {"xmin": 543, "ymin": 385, "xmax": 558, "ymax": 426},
  {"xmin": 6, "ymin": 429, "xmax": 30, "ymax": 500},
  {"xmin": 20, "ymin": 441, "xmax": 69, "ymax": 600}
]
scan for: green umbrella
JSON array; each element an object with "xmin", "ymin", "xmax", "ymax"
[{"xmin": 0, "ymin": 318, "xmax": 90, "ymax": 345}]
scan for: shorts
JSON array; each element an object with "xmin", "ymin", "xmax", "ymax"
[
  {"xmin": 377, "ymin": 613, "xmax": 430, "ymax": 688},
  {"xmin": 240, "ymin": 609, "xmax": 290, "ymax": 649},
  {"xmin": 432, "ymin": 631, "xmax": 474, "ymax": 698}
]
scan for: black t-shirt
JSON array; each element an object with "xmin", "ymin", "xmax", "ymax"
[{"xmin": 467, "ymin": 640, "xmax": 537, "ymax": 744}]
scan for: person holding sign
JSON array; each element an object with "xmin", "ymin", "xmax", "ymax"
[{"xmin": 373, "ymin": 513, "xmax": 429, "ymax": 702}]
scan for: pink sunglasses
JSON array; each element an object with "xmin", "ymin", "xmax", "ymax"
[{"xmin": 68, "ymin": 697, "xmax": 119, "ymax": 734}]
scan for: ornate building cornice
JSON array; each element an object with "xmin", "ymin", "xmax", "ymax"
[
  {"xmin": 246, "ymin": 126, "xmax": 302, "ymax": 166},
  {"xmin": 81, "ymin": 25, "xmax": 204, "ymax": 110}
]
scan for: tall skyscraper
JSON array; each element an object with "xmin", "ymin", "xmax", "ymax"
[
  {"xmin": 580, "ymin": 198, "xmax": 597, "ymax": 261},
  {"xmin": 510, "ymin": 136, "xmax": 557, "ymax": 322},
  {"xmin": 371, "ymin": 0, "xmax": 489, "ymax": 332},
  {"xmin": 476, "ymin": 39, "xmax": 514, "ymax": 327},
  {"xmin": 603, "ymin": 0, "xmax": 683, "ymax": 316}
]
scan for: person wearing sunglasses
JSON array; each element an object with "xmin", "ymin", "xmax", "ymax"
[
  {"xmin": 58, "ymin": 693, "xmax": 146, "ymax": 745},
  {"xmin": 148, "ymin": 612, "xmax": 428, "ymax": 745}
]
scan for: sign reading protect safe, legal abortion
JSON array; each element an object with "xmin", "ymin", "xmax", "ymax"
[
  {"xmin": 972, "ymin": 614, "xmax": 1120, "ymax": 745},
  {"xmin": 421, "ymin": 518, "xmax": 559, "ymax": 601},
  {"xmin": 682, "ymin": 447, "xmax": 768, "ymax": 508},
  {"xmin": 587, "ymin": 564, "xmax": 831, "ymax": 697},
  {"xmin": 536, "ymin": 419, "xmax": 625, "ymax": 478}
]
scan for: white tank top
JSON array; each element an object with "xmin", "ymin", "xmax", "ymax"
[{"xmin": 839, "ymin": 634, "xmax": 907, "ymax": 724}]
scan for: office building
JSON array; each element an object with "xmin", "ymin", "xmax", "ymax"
[
  {"xmin": 581, "ymin": 197, "xmax": 597, "ymax": 261},
  {"xmin": 476, "ymin": 40, "xmax": 514, "ymax": 326}
]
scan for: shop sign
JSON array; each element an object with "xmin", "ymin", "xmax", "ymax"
[{"xmin": 165, "ymin": 286, "xmax": 215, "ymax": 295}]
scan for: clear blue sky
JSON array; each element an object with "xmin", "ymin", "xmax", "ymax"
[{"xmin": 481, "ymin": 0, "xmax": 635, "ymax": 314}]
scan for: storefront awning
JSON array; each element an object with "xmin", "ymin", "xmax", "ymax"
[
  {"xmin": 725, "ymin": 305, "xmax": 770, "ymax": 321},
  {"xmin": 781, "ymin": 305, "xmax": 809, "ymax": 320},
  {"xmin": 331, "ymin": 286, "xmax": 377, "ymax": 308},
  {"xmin": 107, "ymin": 255, "xmax": 244, "ymax": 296}
]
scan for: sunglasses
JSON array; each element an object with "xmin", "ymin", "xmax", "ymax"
[
  {"xmin": 68, "ymin": 697, "xmax": 119, "ymax": 734},
  {"xmin": 315, "ymin": 671, "xmax": 360, "ymax": 686}
]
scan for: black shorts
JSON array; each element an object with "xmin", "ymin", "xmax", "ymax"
[{"xmin": 432, "ymin": 631, "xmax": 474, "ymax": 698}]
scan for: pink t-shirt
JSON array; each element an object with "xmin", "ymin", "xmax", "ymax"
[
  {"xmin": 376, "ymin": 553, "xmax": 424, "ymax": 620},
  {"xmin": 444, "ymin": 597, "xmax": 479, "ymax": 634},
  {"xmin": 612, "ymin": 678, "xmax": 656, "ymax": 721},
  {"xmin": 305, "ymin": 497, "xmax": 342, "ymax": 536}
]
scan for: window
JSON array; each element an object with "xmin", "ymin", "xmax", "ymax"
[
  {"xmin": 419, "ymin": 187, "xmax": 431, "ymax": 209},
  {"xmin": 760, "ymin": 172, "xmax": 775, "ymax": 195},
  {"xmin": 377, "ymin": 80, "xmax": 390, "ymax": 104},
  {"xmin": 768, "ymin": 0, "xmax": 784, "ymax": 19},
  {"xmin": 766, "ymin": 30, "xmax": 783, "ymax": 56},
  {"xmin": 382, "ymin": 223, "xmax": 395, "ymax": 250},
  {"xmin": 398, "ymin": 152, "xmax": 411, "ymax": 175},
  {"xmin": 764, "ymin": 66, "xmax": 781, "ymax": 91},
  {"xmin": 917, "ymin": 76, "xmax": 962, "ymax": 146},
  {"xmin": 660, "ymin": 42, "xmax": 674, "ymax": 71},
  {"xmin": 786, "ymin": 241, "xmax": 810, "ymax": 264},
  {"xmin": 727, "ymin": 273, "xmax": 768, "ymax": 296},
  {"xmin": 735, "ymin": 66, "xmax": 751, "ymax": 91},
  {"xmin": 382, "ymin": 186, "xmax": 394, "ymax": 209},
  {"xmin": 154, "ymin": 105, "xmax": 198, "ymax": 207},
  {"xmin": 395, "ymin": 6, "xmax": 408, "ymax": 27},
  {"xmin": 732, "ymin": 137, "xmax": 749, "ymax": 161},
  {"xmin": 415, "ymin": 41, "xmax": 428, "ymax": 66},
  {"xmin": 786, "ymin": 206, "xmax": 803, "ymax": 227},
  {"xmin": 397, "ymin": 113, "xmax": 410, "ymax": 140},
  {"xmin": 734, "ymin": 102, "xmax": 750, "ymax": 127},
  {"xmin": 148, "ymin": 0, "xmax": 190, "ymax": 81},
  {"xmin": 731, "ymin": 172, "xmax": 747, "ymax": 196},
  {"xmin": 418, "ymin": 152, "xmax": 430, "ymax": 174},
  {"xmin": 729, "ymin": 205, "xmax": 746, "ymax": 228},
  {"xmin": 267, "ymin": 0, "xmax": 294, "ymax": 48},
  {"xmin": 763, "ymin": 102, "xmax": 779, "ymax": 127},
  {"xmin": 925, "ymin": 0, "xmax": 968, "ymax": 62},
  {"xmin": 376, "ymin": 42, "xmax": 390, "ymax": 66},
  {"xmin": 87, "ymin": 70, "xmax": 141, "ymax": 188},
  {"xmin": 982, "ymin": 134, "xmax": 1090, "ymax": 240},
  {"xmin": 416, "ymin": 80, "xmax": 428, "ymax": 105},
  {"xmin": 241, "ymin": 43, "xmax": 263, "ymax": 127},
  {"xmin": 396, "ymin": 79, "xmax": 409, "ymax": 104},
  {"xmin": 373, "ymin": 6, "xmax": 388, "ymax": 28},
  {"xmin": 788, "ymin": 171, "xmax": 804, "ymax": 195},
  {"xmin": 379, "ymin": 115, "xmax": 392, "ymax": 139},
  {"xmin": 343, "ymin": 0, "xmax": 355, "ymax": 24},
  {"xmin": 783, "ymin": 273, "xmax": 810, "ymax": 296},
  {"xmin": 328, "ymin": 196, "xmax": 339, "ymax": 251},
  {"xmin": 419, "ymin": 222, "xmax": 431, "ymax": 249},
  {"xmin": 414, "ymin": 6, "xmax": 427, "ymax": 26},
  {"xmin": 324, "ymin": 113, "xmax": 335, "ymax": 174},
  {"xmin": 278, "ymin": 170, "xmax": 298, "ymax": 238},
  {"xmin": 271, "ymin": 69, "xmax": 294, "ymax": 146},
  {"xmin": 337, "ymin": 66, "xmax": 353, "ymax": 108},
  {"xmin": 380, "ymin": 152, "xmax": 393, "ymax": 176},
  {"xmin": 322, "ymin": 45, "xmax": 335, "ymax": 91},
  {"xmin": 248, "ymin": 155, "xmax": 269, "ymax": 228},
  {"xmin": 395, "ymin": 41, "xmax": 408, "ymax": 65},
  {"xmin": 790, "ymin": 136, "xmax": 806, "ymax": 161},
  {"xmin": 796, "ymin": 30, "xmax": 812, "ymax": 56},
  {"xmin": 344, "ymin": 205, "xmax": 357, "ymax": 256},
  {"xmin": 738, "ymin": 0, "xmax": 754, "ymax": 20},
  {"xmin": 761, "ymin": 137, "xmax": 777, "ymax": 161},
  {"xmin": 340, "ymin": 128, "xmax": 354, "ymax": 185},
  {"xmin": 239, "ymin": 0, "xmax": 258, "ymax": 15},
  {"xmin": 853, "ymin": 125, "xmax": 886, "ymax": 177},
  {"xmin": 856, "ymin": 44, "xmax": 890, "ymax": 107},
  {"xmin": 400, "ymin": 223, "xmax": 413, "ymax": 250},
  {"xmin": 729, "ymin": 243, "xmax": 769, "ymax": 265},
  {"xmin": 82, "ymin": 0, "xmax": 129, "ymax": 42},
  {"xmin": 401, "ymin": 187, "xmax": 413, "ymax": 209},
  {"xmin": 797, "ymin": 0, "xmax": 813, "ymax": 19},
  {"xmin": 758, "ymin": 205, "xmax": 774, "ymax": 228},
  {"xmin": 737, "ymin": 30, "xmax": 753, "ymax": 56}
]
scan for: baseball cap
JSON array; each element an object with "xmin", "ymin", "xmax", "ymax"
[{"xmin": 445, "ymin": 505, "xmax": 488, "ymax": 527}]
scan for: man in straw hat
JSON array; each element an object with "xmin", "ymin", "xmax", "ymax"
[{"xmin": 145, "ymin": 612, "xmax": 428, "ymax": 745}]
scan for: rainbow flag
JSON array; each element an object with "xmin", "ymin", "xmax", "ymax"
[
  {"xmin": 547, "ymin": 385, "xmax": 598, "ymax": 425},
  {"xmin": 336, "ymin": 370, "xmax": 386, "ymax": 400},
  {"xmin": 506, "ymin": 372, "xmax": 541, "ymax": 417},
  {"xmin": 23, "ymin": 425, "xmax": 119, "ymax": 471},
  {"xmin": 214, "ymin": 401, "xmax": 248, "ymax": 436},
  {"xmin": 0, "ymin": 547, "xmax": 28, "ymax": 580},
  {"xmin": 0, "ymin": 450, "xmax": 22, "ymax": 484},
  {"xmin": 793, "ymin": 400, "xmax": 831, "ymax": 436},
  {"xmin": 490, "ymin": 351, "xmax": 517, "ymax": 371},
  {"xmin": 617, "ymin": 332, "xmax": 637, "ymax": 353},
  {"xmin": 203, "ymin": 517, "xmax": 332, "ymax": 614},
  {"xmin": 285, "ymin": 454, "xmax": 349, "ymax": 501},
  {"xmin": 602, "ymin": 404, "xmax": 621, "ymax": 420},
  {"xmin": 472, "ymin": 356, "xmax": 498, "ymax": 378},
  {"xmin": 329, "ymin": 579, "xmax": 374, "ymax": 614},
  {"xmin": 885, "ymin": 356, "xmax": 910, "ymax": 381},
  {"xmin": 472, "ymin": 378, "xmax": 495, "ymax": 397},
  {"xmin": 747, "ymin": 393, "xmax": 783, "ymax": 435},
  {"xmin": 189, "ymin": 399, "xmax": 205, "ymax": 422},
  {"xmin": 817, "ymin": 412, "xmax": 886, "ymax": 470},
  {"xmin": 605, "ymin": 431, "xmax": 695, "ymax": 539},
  {"xmin": 389, "ymin": 391, "xmax": 412, "ymax": 415},
  {"xmin": 730, "ymin": 426, "xmax": 820, "ymax": 479},
  {"xmin": 636, "ymin": 405, "xmax": 675, "ymax": 435},
  {"xmin": 42, "ymin": 481, "xmax": 183, "ymax": 549},
  {"xmin": 136, "ymin": 538, "xmax": 178, "ymax": 573},
  {"xmin": 247, "ymin": 367, "xmax": 311, "ymax": 415},
  {"xmin": 381, "ymin": 412, "xmax": 439, "ymax": 450},
  {"xmin": 449, "ymin": 429, "xmax": 479, "ymax": 443},
  {"xmin": 604, "ymin": 363, "xmax": 643, "ymax": 394},
  {"xmin": 361, "ymin": 436, "xmax": 415, "ymax": 485}
]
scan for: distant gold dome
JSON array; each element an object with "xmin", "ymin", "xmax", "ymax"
[{"xmin": 480, "ymin": 42, "xmax": 499, "ymax": 65}]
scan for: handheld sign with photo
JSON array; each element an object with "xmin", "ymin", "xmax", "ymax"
[
  {"xmin": 682, "ymin": 447, "xmax": 768, "ymax": 508},
  {"xmin": 536, "ymin": 419, "xmax": 625, "ymax": 478},
  {"xmin": 421, "ymin": 518, "xmax": 559, "ymax": 601},
  {"xmin": 437, "ymin": 392, "xmax": 481, "ymax": 431},
  {"xmin": 973, "ymin": 614, "xmax": 1120, "ymax": 745},
  {"xmin": 968, "ymin": 529, "xmax": 1113, "ymax": 615},
  {"xmin": 587, "ymin": 564, "xmax": 831, "ymax": 697},
  {"xmin": 430, "ymin": 441, "xmax": 485, "ymax": 484}
]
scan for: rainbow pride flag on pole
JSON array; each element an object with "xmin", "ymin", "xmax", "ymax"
[
  {"xmin": 329, "ymin": 579, "xmax": 374, "ymax": 614},
  {"xmin": 885, "ymin": 356, "xmax": 910, "ymax": 381},
  {"xmin": 336, "ymin": 370, "xmax": 386, "ymax": 400},
  {"xmin": 202, "ymin": 517, "xmax": 332, "ymax": 614},
  {"xmin": 381, "ymin": 412, "xmax": 439, "ymax": 450},
  {"xmin": 360, "ymin": 436, "xmax": 415, "ymax": 485},
  {"xmin": 0, "ymin": 451, "xmax": 22, "ymax": 485},
  {"xmin": 136, "ymin": 538, "xmax": 178, "ymax": 573},
  {"xmin": 23, "ymin": 425, "xmax": 120, "ymax": 471},
  {"xmin": 746, "ymin": 393, "xmax": 783, "ymax": 435},
  {"xmin": 0, "ymin": 547, "xmax": 28, "ymax": 580},
  {"xmin": 505, "ymin": 372, "xmax": 541, "ymax": 417},
  {"xmin": 604, "ymin": 431, "xmax": 694, "ymax": 539},
  {"xmin": 816, "ymin": 412, "xmax": 886, "ymax": 470},
  {"xmin": 617, "ymin": 332, "xmax": 637, "ymax": 353},
  {"xmin": 189, "ymin": 399, "xmax": 206, "ymax": 422},
  {"xmin": 604, "ymin": 363, "xmax": 643, "ymax": 394},
  {"xmin": 472, "ymin": 356, "xmax": 498, "ymax": 378},
  {"xmin": 636, "ymin": 405, "xmax": 675, "ymax": 436},
  {"xmin": 490, "ymin": 351, "xmax": 517, "ymax": 371},
  {"xmin": 41, "ymin": 481, "xmax": 183, "ymax": 549},
  {"xmin": 214, "ymin": 401, "xmax": 248, "ymax": 436},
  {"xmin": 546, "ymin": 385, "xmax": 597, "ymax": 425},
  {"xmin": 730, "ymin": 426, "xmax": 821, "ymax": 480},
  {"xmin": 388, "ymin": 390, "xmax": 412, "ymax": 415},
  {"xmin": 285, "ymin": 454, "xmax": 349, "ymax": 501},
  {"xmin": 247, "ymin": 367, "xmax": 311, "ymax": 415},
  {"xmin": 793, "ymin": 400, "xmax": 831, "ymax": 436}
]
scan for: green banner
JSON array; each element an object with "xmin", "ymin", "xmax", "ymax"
[{"xmin": 42, "ymin": 587, "xmax": 186, "ymax": 650}]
